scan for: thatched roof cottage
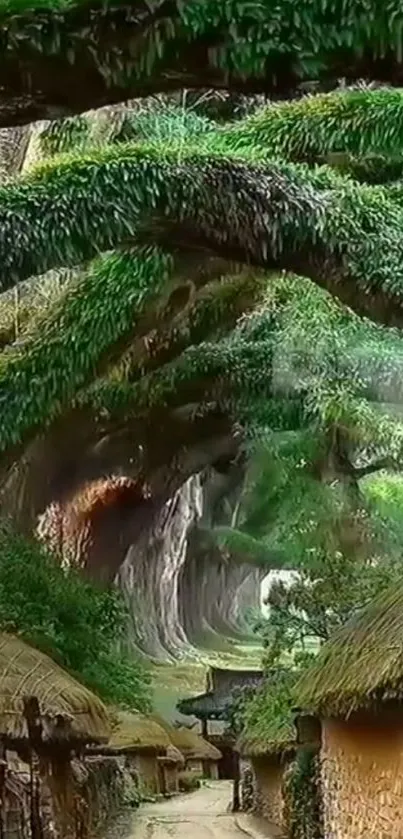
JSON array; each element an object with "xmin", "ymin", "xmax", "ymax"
[
  {"xmin": 296, "ymin": 584, "xmax": 403, "ymax": 839},
  {"xmin": 107, "ymin": 710, "xmax": 171, "ymax": 795},
  {"xmin": 0, "ymin": 632, "xmax": 111, "ymax": 838},
  {"xmin": 237, "ymin": 678, "xmax": 296, "ymax": 833},
  {"xmin": 154, "ymin": 715, "xmax": 222, "ymax": 779},
  {"xmin": 0, "ymin": 632, "xmax": 110, "ymax": 753},
  {"xmin": 157, "ymin": 744, "xmax": 185, "ymax": 795}
]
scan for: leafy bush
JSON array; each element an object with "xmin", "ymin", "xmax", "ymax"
[
  {"xmin": 178, "ymin": 771, "xmax": 202, "ymax": 792},
  {"xmin": 0, "ymin": 523, "xmax": 151, "ymax": 711}
]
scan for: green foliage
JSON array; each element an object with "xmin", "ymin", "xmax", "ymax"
[
  {"xmin": 238, "ymin": 669, "xmax": 297, "ymax": 756},
  {"xmin": 226, "ymin": 89, "xmax": 403, "ymax": 161},
  {"xmin": 2, "ymin": 85, "xmax": 403, "ymax": 727},
  {"xmin": 244, "ymin": 440, "xmax": 403, "ymax": 662},
  {"xmin": 0, "ymin": 524, "xmax": 151, "ymax": 711},
  {"xmin": 2, "ymin": 0, "xmax": 403, "ymax": 104},
  {"xmin": 178, "ymin": 771, "xmax": 202, "ymax": 792},
  {"xmin": 2, "ymin": 93, "xmax": 403, "ymax": 469},
  {"xmin": 0, "ymin": 247, "xmax": 172, "ymax": 451},
  {"xmin": 2, "ymin": 121, "xmax": 403, "ymax": 310},
  {"xmin": 363, "ymin": 473, "xmax": 403, "ymax": 551}
]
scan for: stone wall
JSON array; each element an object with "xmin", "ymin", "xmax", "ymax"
[
  {"xmin": 321, "ymin": 716, "xmax": 403, "ymax": 839},
  {"xmin": 78, "ymin": 755, "xmax": 125, "ymax": 834},
  {"xmin": 252, "ymin": 756, "xmax": 285, "ymax": 827},
  {"xmin": 0, "ymin": 753, "xmax": 125, "ymax": 839}
]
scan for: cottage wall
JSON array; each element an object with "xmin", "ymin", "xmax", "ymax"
[
  {"xmin": 163, "ymin": 764, "xmax": 179, "ymax": 794},
  {"xmin": 251, "ymin": 756, "xmax": 285, "ymax": 827},
  {"xmin": 186, "ymin": 758, "xmax": 204, "ymax": 774},
  {"xmin": 131, "ymin": 753, "xmax": 160, "ymax": 795},
  {"xmin": 201, "ymin": 759, "xmax": 219, "ymax": 779},
  {"xmin": 321, "ymin": 716, "xmax": 403, "ymax": 839}
]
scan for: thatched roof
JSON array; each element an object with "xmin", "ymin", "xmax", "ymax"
[
  {"xmin": 0, "ymin": 633, "xmax": 110, "ymax": 745},
  {"xmin": 153, "ymin": 715, "xmax": 222, "ymax": 762},
  {"xmin": 237, "ymin": 713, "xmax": 295, "ymax": 759},
  {"xmin": 237, "ymin": 675, "xmax": 296, "ymax": 758},
  {"xmin": 108, "ymin": 710, "xmax": 170, "ymax": 753},
  {"xmin": 207, "ymin": 667, "xmax": 264, "ymax": 694},
  {"xmin": 178, "ymin": 668, "xmax": 264, "ymax": 721},
  {"xmin": 158, "ymin": 744, "xmax": 185, "ymax": 766},
  {"xmin": 295, "ymin": 584, "xmax": 403, "ymax": 717}
]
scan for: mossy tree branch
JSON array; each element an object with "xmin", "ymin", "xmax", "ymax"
[
  {"xmin": 1, "ymin": 143, "xmax": 403, "ymax": 327},
  {"xmin": 119, "ymin": 269, "xmax": 269, "ymax": 382}
]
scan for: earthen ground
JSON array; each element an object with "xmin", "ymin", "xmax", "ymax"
[{"xmin": 114, "ymin": 781, "xmax": 273, "ymax": 839}]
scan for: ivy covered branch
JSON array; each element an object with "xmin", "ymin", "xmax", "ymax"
[{"xmin": 1, "ymin": 142, "xmax": 403, "ymax": 327}]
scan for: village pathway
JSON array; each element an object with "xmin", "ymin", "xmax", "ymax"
[{"xmin": 109, "ymin": 781, "xmax": 273, "ymax": 839}]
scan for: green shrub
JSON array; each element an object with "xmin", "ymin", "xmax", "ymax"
[
  {"xmin": 0, "ymin": 523, "xmax": 151, "ymax": 711},
  {"xmin": 178, "ymin": 771, "xmax": 202, "ymax": 792}
]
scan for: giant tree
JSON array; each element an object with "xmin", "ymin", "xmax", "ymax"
[{"xmin": 0, "ymin": 87, "xmax": 403, "ymax": 652}]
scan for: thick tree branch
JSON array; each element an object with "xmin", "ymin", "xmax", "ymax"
[
  {"xmin": 354, "ymin": 458, "xmax": 401, "ymax": 479},
  {"xmin": 1, "ymin": 148, "xmax": 403, "ymax": 328}
]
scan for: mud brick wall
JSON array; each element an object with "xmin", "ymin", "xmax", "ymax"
[
  {"xmin": 131, "ymin": 753, "xmax": 160, "ymax": 795},
  {"xmin": 251, "ymin": 756, "xmax": 285, "ymax": 827},
  {"xmin": 321, "ymin": 717, "xmax": 403, "ymax": 839},
  {"xmin": 162, "ymin": 763, "xmax": 179, "ymax": 793}
]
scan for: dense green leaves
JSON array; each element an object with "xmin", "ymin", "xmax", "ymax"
[
  {"xmin": 0, "ymin": 247, "xmax": 173, "ymax": 451},
  {"xmin": 2, "ymin": 0, "xmax": 403, "ymax": 130},
  {"xmin": 2, "ymin": 84, "xmax": 403, "ymax": 725},
  {"xmin": 0, "ymin": 524, "xmax": 151, "ymax": 710},
  {"xmin": 2, "ymin": 121, "xmax": 403, "ymax": 332}
]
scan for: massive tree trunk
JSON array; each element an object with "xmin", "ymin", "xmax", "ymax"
[
  {"xmin": 116, "ymin": 475, "xmax": 202, "ymax": 660},
  {"xmin": 117, "ymin": 465, "xmax": 264, "ymax": 661}
]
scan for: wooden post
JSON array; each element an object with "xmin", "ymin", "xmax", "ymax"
[
  {"xmin": 23, "ymin": 696, "xmax": 44, "ymax": 839},
  {"xmin": 29, "ymin": 751, "xmax": 44, "ymax": 839},
  {"xmin": 0, "ymin": 743, "xmax": 6, "ymax": 839},
  {"xmin": 201, "ymin": 718, "xmax": 208, "ymax": 739}
]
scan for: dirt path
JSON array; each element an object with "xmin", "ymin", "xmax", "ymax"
[{"xmin": 122, "ymin": 781, "xmax": 257, "ymax": 839}]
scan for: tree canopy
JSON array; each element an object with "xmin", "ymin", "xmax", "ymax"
[
  {"xmin": 0, "ymin": 522, "xmax": 151, "ymax": 710},
  {"xmin": 2, "ymin": 90, "xmax": 403, "ymax": 569},
  {"xmin": 1, "ymin": 1, "xmax": 403, "ymax": 126},
  {"xmin": 2, "ymin": 56, "xmax": 403, "ymax": 714}
]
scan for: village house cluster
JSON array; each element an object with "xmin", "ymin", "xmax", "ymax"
[
  {"xmin": 2, "ymin": 586, "xmax": 402, "ymax": 839},
  {"xmin": 0, "ymin": 633, "xmax": 223, "ymax": 838},
  {"xmin": 233, "ymin": 582, "xmax": 403, "ymax": 839}
]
